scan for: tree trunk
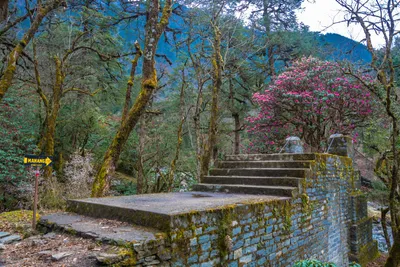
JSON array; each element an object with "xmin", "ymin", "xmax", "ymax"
[
  {"xmin": 122, "ymin": 42, "xmax": 142, "ymax": 122},
  {"xmin": 0, "ymin": 0, "xmax": 8, "ymax": 22},
  {"xmin": 381, "ymin": 207, "xmax": 391, "ymax": 249},
  {"xmin": 200, "ymin": 25, "xmax": 222, "ymax": 181},
  {"xmin": 385, "ymin": 232, "xmax": 400, "ymax": 267},
  {"xmin": 383, "ymin": 79, "xmax": 400, "ymax": 265},
  {"xmin": 136, "ymin": 116, "xmax": 146, "ymax": 194},
  {"xmin": 166, "ymin": 68, "xmax": 186, "ymax": 191},
  {"xmin": 267, "ymin": 46, "xmax": 276, "ymax": 77},
  {"xmin": 43, "ymin": 57, "xmax": 63, "ymax": 179},
  {"xmin": 0, "ymin": 0, "xmax": 61, "ymax": 102},
  {"xmin": 262, "ymin": 0, "xmax": 276, "ymax": 77},
  {"xmin": 233, "ymin": 113, "xmax": 240, "ymax": 154},
  {"xmin": 194, "ymin": 95, "xmax": 202, "ymax": 182},
  {"xmin": 228, "ymin": 77, "xmax": 240, "ymax": 154},
  {"xmin": 91, "ymin": 0, "xmax": 172, "ymax": 197}
]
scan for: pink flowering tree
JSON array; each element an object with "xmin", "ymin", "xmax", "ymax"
[{"xmin": 247, "ymin": 57, "xmax": 374, "ymax": 153}]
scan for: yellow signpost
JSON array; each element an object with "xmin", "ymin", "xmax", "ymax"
[
  {"xmin": 23, "ymin": 155, "xmax": 53, "ymax": 230},
  {"xmin": 23, "ymin": 155, "xmax": 53, "ymax": 167}
]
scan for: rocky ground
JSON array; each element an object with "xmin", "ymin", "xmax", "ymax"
[
  {"xmin": 0, "ymin": 232, "xmax": 114, "ymax": 267},
  {"xmin": 0, "ymin": 210, "xmax": 130, "ymax": 267}
]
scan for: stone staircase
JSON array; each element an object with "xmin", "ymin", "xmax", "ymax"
[{"xmin": 193, "ymin": 153, "xmax": 316, "ymax": 197}]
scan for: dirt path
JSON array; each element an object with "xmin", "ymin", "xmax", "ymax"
[{"xmin": 0, "ymin": 232, "xmax": 112, "ymax": 267}]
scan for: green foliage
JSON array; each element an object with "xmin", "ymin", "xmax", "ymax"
[
  {"xmin": 0, "ymin": 89, "xmax": 38, "ymax": 211},
  {"xmin": 294, "ymin": 259, "xmax": 336, "ymax": 267},
  {"xmin": 112, "ymin": 180, "xmax": 137, "ymax": 196},
  {"xmin": 372, "ymin": 180, "xmax": 388, "ymax": 191},
  {"xmin": 368, "ymin": 180, "xmax": 389, "ymax": 205},
  {"xmin": 293, "ymin": 260, "xmax": 361, "ymax": 267}
]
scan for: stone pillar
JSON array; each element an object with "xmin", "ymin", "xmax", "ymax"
[
  {"xmin": 326, "ymin": 134, "xmax": 354, "ymax": 159},
  {"xmin": 326, "ymin": 134, "xmax": 379, "ymax": 265},
  {"xmin": 348, "ymin": 194, "xmax": 379, "ymax": 265},
  {"xmin": 327, "ymin": 134, "xmax": 359, "ymax": 188},
  {"xmin": 283, "ymin": 136, "xmax": 304, "ymax": 153}
]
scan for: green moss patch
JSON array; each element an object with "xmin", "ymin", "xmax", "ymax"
[{"xmin": 0, "ymin": 210, "xmax": 39, "ymax": 236}]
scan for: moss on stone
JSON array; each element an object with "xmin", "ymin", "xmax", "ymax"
[
  {"xmin": 0, "ymin": 210, "xmax": 39, "ymax": 236},
  {"xmin": 117, "ymin": 242, "xmax": 137, "ymax": 266}
]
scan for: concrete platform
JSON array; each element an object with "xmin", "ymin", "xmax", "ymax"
[{"xmin": 67, "ymin": 192, "xmax": 288, "ymax": 231}]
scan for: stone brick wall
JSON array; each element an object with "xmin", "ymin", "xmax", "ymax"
[
  {"xmin": 162, "ymin": 154, "xmax": 356, "ymax": 266},
  {"xmin": 116, "ymin": 153, "xmax": 376, "ymax": 266}
]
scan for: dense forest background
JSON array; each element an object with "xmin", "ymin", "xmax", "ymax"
[
  {"xmin": 0, "ymin": 0, "xmax": 385, "ymax": 209},
  {"xmin": 3, "ymin": 0, "xmax": 400, "ymax": 264}
]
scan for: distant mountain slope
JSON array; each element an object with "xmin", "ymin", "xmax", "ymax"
[{"xmin": 317, "ymin": 33, "xmax": 372, "ymax": 63}]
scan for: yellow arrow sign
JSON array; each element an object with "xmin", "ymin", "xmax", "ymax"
[
  {"xmin": 23, "ymin": 155, "xmax": 53, "ymax": 167},
  {"xmin": 45, "ymin": 157, "xmax": 52, "ymax": 166}
]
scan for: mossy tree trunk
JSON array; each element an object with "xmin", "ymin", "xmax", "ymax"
[
  {"xmin": 42, "ymin": 57, "xmax": 64, "ymax": 179},
  {"xmin": 122, "ymin": 41, "xmax": 143, "ymax": 122},
  {"xmin": 91, "ymin": 0, "xmax": 172, "ymax": 197},
  {"xmin": 200, "ymin": 24, "xmax": 222, "ymax": 181},
  {"xmin": 386, "ymin": 232, "xmax": 400, "ymax": 267},
  {"xmin": 32, "ymin": 39, "xmax": 64, "ymax": 180},
  {"xmin": 0, "ymin": 0, "xmax": 61, "ymax": 102},
  {"xmin": 136, "ymin": 116, "xmax": 146, "ymax": 194},
  {"xmin": 33, "ymin": 39, "xmax": 101, "ymax": 180}
]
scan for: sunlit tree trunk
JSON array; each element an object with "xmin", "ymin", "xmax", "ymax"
[
  {"xmin": 0, "ymin": 0, "xmax": 61, "ymax": 102},
  {"xmin": 91, "ymin": 0, "xmax": 172, "ymax": 197}
]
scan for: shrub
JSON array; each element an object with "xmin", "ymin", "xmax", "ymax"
[{"xmin": 293, "ymin": 260, "xmax": 361, "ymax": 267}]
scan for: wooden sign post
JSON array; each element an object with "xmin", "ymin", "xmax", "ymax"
[{"xmin": 23, "ymin": 155, "xmax": 53, "ymax": 230}]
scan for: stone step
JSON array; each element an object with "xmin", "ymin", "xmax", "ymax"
[
  {"xmin": 193, "ymin": 184, "xmax": 295, "ymax": 197},
  {"xmin": 217, "ymin": 160, "xmax": 312, "ymax": 169},
  {"xmin": 209, "ymin": 168, "xmax": 309, "ymax": 178},
  {"xmin": 225, "ymin": 153, "xmax": 316, "ymax": 161},
  {"xmin": 203, "ymin": 176, "xmax": 302, "ymax": 187},
  {"xmin": 0, "ymin": 234, "xmax": 21, "ymax": 244},
  {"xmin": 39, "ymin": 212, "xmax": 162, "ymax": 246}
]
